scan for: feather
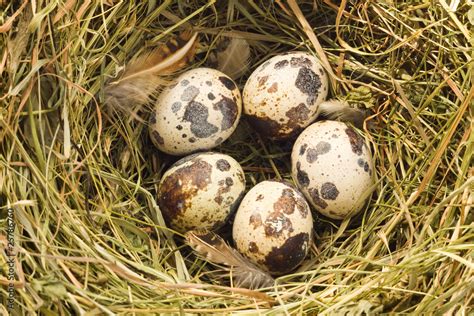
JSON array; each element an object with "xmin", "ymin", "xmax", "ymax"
[
  {"xmin": 318, "ymin": 99, "xmax": 369, "ymax": 128},
  {"xmin": 186, "ymin": 230, "xmax": 274, "ymax": 290},
  {"xmin": 215, "ymin": 37, "xmax": 250, "ymax": 80},
  {"xmin": 104, "ymin": 32, "xmax": 198, "ymax": 116}
]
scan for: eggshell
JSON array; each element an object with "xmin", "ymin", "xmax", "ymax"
[
  {"xmin": 232, "ymin": 180, "xmax": 313, "ymax": 275},
  {"xmin": 291, "ymin": 121, "xmax": 374, "ymax": 219},
  {"xmin": 150, "ymin": 68, "xmax": 242, "ymax": 155},
  {"xmin": 242, "ymin": 52, "xmax": 328, "ymax": 139},
  {"xmin": 158, "ymin": 152, "xmax": 245, "ymax": 232}
]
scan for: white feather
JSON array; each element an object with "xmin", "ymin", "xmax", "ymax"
[
  {"xmin": 186, "ymin": 230, "xmax": 274, "ymax": 289},
  {"xmin": 318, "ymin": 99, "xmax": 368, "ymax": 127},
  {"xmin": 216, "ymin": 38, "xmax": 250, "ymax": 80}
]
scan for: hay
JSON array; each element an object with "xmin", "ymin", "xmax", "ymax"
[{"xmin": 1, "ymin": 0, "xmax": 472, "ymax": 314}]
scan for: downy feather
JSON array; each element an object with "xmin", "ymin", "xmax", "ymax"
[
  {"xmin": 318, "ymin": 99, "xmax": 369, "ymax": 128},
  {"xmin": 186, "ymin": 230, "xmax": 274, "ymax": 289},
  {"xmin": 104, "ymin": 32, "xmax": 198, "ymax": 116},
  {"xmin": 215, "ymin": 37, "xmax": 250, "ymax": 80}
]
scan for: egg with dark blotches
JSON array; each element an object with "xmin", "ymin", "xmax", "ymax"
[
  {"xmin": 232, "ymin": 180, "xmax": 313, "ymax": 275},
  {"xmin": 291, "ymin": 121, "xmax": 374, "ymax": 220},
  {"xmin": 150, "ymin": 68, "xmax": 242, "ymax": 155},
  {"xmin": 242, "ymin": 52, "xmax": 328, "ymax": 140},
  {"xmin": 157, "ymin": 152, "xmax": 245, "ymax": 233}
]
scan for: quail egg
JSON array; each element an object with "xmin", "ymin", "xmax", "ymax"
[
  {"xmin": 158, "ymin": 152, "xmax": 245, "ymax": 232},
  {"xmin": 242, "ymin": 52, "xmax": 329, "ymax": 139},
  {"xmin": 150, "ymin": 68, "xmax": 242, "ymax": 155},
  {"xmin": 291, "ymin": 121, "xmax": 374, "ymax": 219},
  {"xmin": 232, "ymin": 180, "xmax": 313, "ymax": 275}
]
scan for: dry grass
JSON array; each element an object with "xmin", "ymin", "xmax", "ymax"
[{"xmin": 1, "ymin": 0, "xmax": 473, "ymax": 314}]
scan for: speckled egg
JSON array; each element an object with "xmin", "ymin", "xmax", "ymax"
[
  {"xmin": 291, "ymin": 121, "xmax": 374, "ymax": 220},
  {"xmin": 150, "ymin": 68, "xmax": 242, "ymax": 155},
  {"xmin": 157, "ymin": 152, "xmax": 245, "ymax": 232},
  {"xmin": 242, "ymin": 52, "xmax": 329, "ymax": 139},
  {"xmin": 232, "ymin": 180, "xmax": 313, "ymax": 275}
]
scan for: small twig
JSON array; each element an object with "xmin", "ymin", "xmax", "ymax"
[
  {"xmin": 0, "ymin": 0, "xmax": 28, "ymax": 33},
  {"xmin": 407, "ymin": 84, "xmax": 474, "ymax": 206}
]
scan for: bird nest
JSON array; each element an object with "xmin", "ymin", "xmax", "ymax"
[{"xmin": 0, "ymin": 1, "xmax": 472, "ymax": 314}]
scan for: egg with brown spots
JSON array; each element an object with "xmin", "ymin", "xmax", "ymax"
[
  {"xmin": 291, "ymin": 121, "xmax": 374, "ymax": 220},
  {"xmin": 150, "ymin": 68, "xmax": 242, "ymax": 155},
  {"xmin": 242, "ymin": 52, "xmax": 329, "ymax": 140},
  {"xmin": 232, "ymin": 180, "xmax": 313, "ymax": 275},
  {"xmin": 157, "ymin": 152, "xmax": 245, "ymax": 233}
]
